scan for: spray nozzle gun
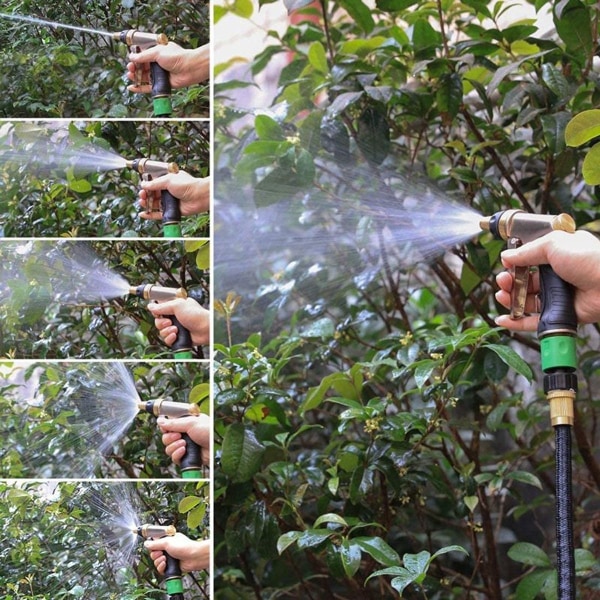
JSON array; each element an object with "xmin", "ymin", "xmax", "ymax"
[
  {"xmin": 129, "ymin": 284, "xmax": 193, "ymax": 359},
  {"xmin": 479, "ymin": 209, "xmax": 576, "ymax": 324},
  {"xmin": 480, "ymin": 209, "xmax": 578, "ymax": 427},
  {"xmin": 126, "ymin": 159, "xmax": 182, "ymax": 238},
  {"xmin": 113, "ymin": 29, "xmax": 172, "ymax": 117},
  {"xmin": 138, "ymin": 399, "xmax": 203, "ymax": 478},
  {"xmin": 135, "ymin": 524, "xmax": 184, "ymax": 600}
]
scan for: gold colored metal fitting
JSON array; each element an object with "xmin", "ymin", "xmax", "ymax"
[
  {"xmin": 139, "ymin": 524, "xmax": 177, "ymax": 539},
  {"xmin": 547, "ymin": 389, "xmax": 576, "ymax": 427},
  {"xmin": 551, "ymin": 213, "xmax": 576, "ymax": 233},
  {"xmin": 156, "ymin": 33, "xmax": 168, "ymax": 45}
]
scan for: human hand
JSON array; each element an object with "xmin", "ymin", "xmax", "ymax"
[
  {"xmin": 145, "ymin": 533, "xmax": 210, "ymax": 573},
  {"xmin": 157, "ymin": 414, "xmax": 210, "ymax": 467},
  {"xmin": 127, "ymin": 43, "xmax": 210, "ymax": 91},
  {"xmin": 148, "ymin": 297, "xmax": 210, "ymax": 346},
  {"xmin": 495, "ymin": 230, "xmax": 600, "ymax": 331},
  {"xmin": 139, "ymin": 171, "xmax": 210, "ymax": 218}
]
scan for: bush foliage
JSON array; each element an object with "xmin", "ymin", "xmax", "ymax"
[
  {"xmin": 214, "ymin": 0, "xmax": 600, "ymax": 598},
  {"xmin": 0, "ymin": 480, "xmax": 210, "ymax": 599},
  {"xmin": 0, "ymin": 239, "xmax": 210, "ymax": 359},
  {"xmin": 0, "ymin": 361, "xmax": 210, "ymax": 479},
  {"xmin": 0, "ymin": 120, "xmax": 210, "ymax": 238},
  {"xmin": 0, "ymin": 0, "xmax": 210, "ymax": 117}
]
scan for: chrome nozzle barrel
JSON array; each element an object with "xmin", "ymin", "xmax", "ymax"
[
  {"xmin": 136, "ymin": 524, "xmax": 176, "ymax": 539},
  {"xmin": 126, "ymin": 158, "xmax": 179, "ymax": 177},
  {"xmin": 129, "ymin": 284, "xmax": 187, "ymax": 302},
  {"xmin": 113, "ymin": 29, "xmax": 168, "ymax": 47},
  {"xmin": 479, "ymin": 209, "xmax": 576, "ymax": 243},
  {"xmin": 137, "ymin": 399, "xmax": 200, "ymax": 418}
]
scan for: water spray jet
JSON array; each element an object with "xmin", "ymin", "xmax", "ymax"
[{"xmin": 135, "ymin": 523, "xmax": 184, "ymax": 600}]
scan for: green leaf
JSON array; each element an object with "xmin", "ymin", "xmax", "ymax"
[
  {"xmin": 575, "ymin": 548, "xmax": 599, "ymax": 574},
  {"xmin": 483, "ymin": 343, "xmax": 534, "ymax": 381},
  {"xmin": 354, "ymin": 536, "xmax": 401, "ymax": 566},
  {"xmin": 403, "ymin": 550, "xmax": 430, "ymax": 575},
  {"xmin": 340, "ymin": 539, "xmax": 362, "ymax": 577},
  {"xmin": 299, "ymin": 317, "xmax": 334, "ymax": 339},
  {"xmin": 436, "ymin": 73, "xmax": 463, "ymax": 119},
  {"xmin": 277, "ymin": 531, "xmax": 301, "ymax": 554},
  {"xmin": 554, "ymin": 2, "xmax": 593, "ymax": 63},
  {"xmin": 339, "ymin": 0, "xmax": 375, "ymax": 34},
  {"xmin": 195, "ymin": 242, "xmax": 210, "ymax": 270},
  {"xmin": 508, "ymin": 542, "xmax": 551, "ymax": 567},
  {"xmin": 376, "ymin": 0, "xmax": 418, "ymax": 10},
  {"xmin": 314, "ymin": 513, "xmax": 348, "ymax": 528},
  {"xmin": 178, "ymin": 495, "xmax": 202, "ymax": 513},
  {"xmin": 582, "ymin": 142, "xmax": 600, "ymax": 185},
  {"xmin": 69, "ymin": 179, "xmax": 92, "ymax": 193},
  {"xmin": 506, "ymin": 470, "xmax": 543, "ymax": 489},
  {"xmin": 307, "ymin": 41, "xmax": 328, "ymax": 74},
  {"xmin": 515, "ymin": 569, "xmax": 555, "ymax": 600},
  {"xmin": 220, "ymin": 423, "xmax": 265, "ymax": 482},
  {"xmin": 297, "ymin": 528, "xmax": 332, "ymax": 548},
  {"xmin": 231, "ymin": 0, "xmax": 254, "ymax": 18},
  {"xmin": 565, "ymin": 109, "xmax": 600, "ymax": 147},
  {"xmin": 255, "ymin": 114, "xmax": 285, "ymax": 141},
  {"xmin": 464, "ymin": 495, "xmax": 479, "ymax": 512}
]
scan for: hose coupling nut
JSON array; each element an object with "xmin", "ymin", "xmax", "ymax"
[{"xmin": 547, "ymin": 389, "xmax": 576, "ymax": 427}]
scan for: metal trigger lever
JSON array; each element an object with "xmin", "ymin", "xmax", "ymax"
[{"xmin": 508, "ymin": 237, "xmax": 528, "ymax": 319}]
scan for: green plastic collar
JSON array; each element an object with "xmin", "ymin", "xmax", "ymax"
[
  {"xmin": 541, "ymin": 335, "xmax": 577, "ymax": 372},
  {"xmin": 165, "ymin": 577, "xmax": 184, "ymax": 595},
  {"xmin": 182, "ymin": 468, "xmax": 202, "ymax": 480},
  {"xmin": 174, "ymin": 349, "xmax": 194, "ymax": 360},
  {"xmin": 163, "ymin": 223, "xmax": 182, "ymax": 238},
  {"xmin": 153, "ymin": 96, "xmax": 173, "ymax": 117}
]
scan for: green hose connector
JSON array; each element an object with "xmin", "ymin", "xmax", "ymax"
[
  {"xmin": 165, "ymin": 577, "xmax": 184, "ymax": 595},
  {"xmin": 163, "ymin": 223, "xmax": 183, "ymax": 238},
  {"xmin": 174, "ymin": 349, "xmax": 194, "ymax": 360},
  {"xmin": 540, "ymin": 336, "xmax": 577, "ymax": 372},
  {"xmin": 182, "ymin": 468, "xmax": 202, "ymax": 479},
  {"xmin": 153, "ymin": 96, "xmax": 173, "ymax": 118}
]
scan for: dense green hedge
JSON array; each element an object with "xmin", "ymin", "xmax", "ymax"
[
  {"xmin": 0, "ymin": 0, "xmax": 209, "ymax": 117},
  {"xmin": 214, "ymin": 0, "xmax": 600, "ymax": 597}
]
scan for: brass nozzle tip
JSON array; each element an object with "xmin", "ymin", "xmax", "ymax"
[
  {"xmin": 553, "ymin": 213, "xmax": 576, "ymax": 233},
  {"xmin": 128, "ymin": 285, "xmax": 139, "ymax": 296},
  {"xmin": 168, "ymin": 162, "xmax": 179, "ymax": 174},
  {"xmin": 157, "ymin": 33, "xmax": 168, "ymax": 45},
  {"xmin": 137, "ymin": 401, "xmax": 146, "ymax": 412},
  {"xmin": 479, "ymin": 217, "xmax": 491, "ymax": 232}
]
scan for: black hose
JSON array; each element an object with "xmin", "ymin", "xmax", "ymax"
[{"xmin": 555, "ymin": 424, "xmax": 575, "ymax": 599}]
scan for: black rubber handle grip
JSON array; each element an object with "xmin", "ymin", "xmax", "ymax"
[
  {"xmin": 538, "ymin": 265, "xmax": 577, "ymax": 336},
  {"xmin": 161, "ymin": 189, "xmax": 181, "ymax": 226},
  {"xmin": 180, "ymin": 432, "xmax": 202, "ymax": 472},
  {"xmin": 170, "ymin": 314, "xmax": 193, "ymax": 353},
  {"xmin": 164, "ymin": 552, "xmax": 182, "ymax": 579},
  {"xmin": 164, "ymin": 552, "xmax": 184, "ymax": 599},
  {"xmin": 150, "ymin": 61, "xmax": 171, "ymax": 98}
]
